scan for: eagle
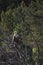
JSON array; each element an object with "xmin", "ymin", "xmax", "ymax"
[{"xmin": 12, "ymin": 31, "xmax": 19, "ymax": 43}]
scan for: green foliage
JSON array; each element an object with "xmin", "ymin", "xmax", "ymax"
[{"xmin": 0, "ymin": 0, "xmax": 43, "ymax": 65}]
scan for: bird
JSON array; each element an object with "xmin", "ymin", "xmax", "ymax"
[{"xmin": 12, "ymin": 31, "xmax": 19, "ymax": 43}]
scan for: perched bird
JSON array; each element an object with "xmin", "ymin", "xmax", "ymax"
[{"xmin": 12, "ymin": 31, "xmax": 19, "ymax": 43}]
